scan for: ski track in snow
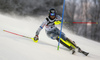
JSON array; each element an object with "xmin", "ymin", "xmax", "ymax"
[{"xmin": 0, "ymin": 14, "xmax": 100, "ymax": 60}]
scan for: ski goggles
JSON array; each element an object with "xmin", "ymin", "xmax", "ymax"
[{"xmin": 50, "ymin": 13, "xmax": 55, "ymax": 16}]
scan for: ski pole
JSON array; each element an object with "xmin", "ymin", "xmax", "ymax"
[
  {"xmin": 57, "ymin": 0, "xmax": 65, "ymax": 50},
  {"xmin": 3, "ymin": 30, "xmax": 38, "ymax": 43}
]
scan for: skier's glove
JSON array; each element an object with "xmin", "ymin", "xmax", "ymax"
[{"xmin": 34, "ymin": 35, "xmax": 39, "ymax": 40}]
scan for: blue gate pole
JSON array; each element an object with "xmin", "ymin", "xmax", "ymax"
[{"xmin": 57, "ymin": 0, "xmax": 66, "ymax": 50}]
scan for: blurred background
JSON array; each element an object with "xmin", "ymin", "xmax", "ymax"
[{"xmin": 0, "ymin": 0, "xmax": 100, "ymax": 42}]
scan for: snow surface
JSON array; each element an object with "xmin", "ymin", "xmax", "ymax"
[{"xmin": 0, "ymin": 14, "xmax": 100, "ymax": 60}]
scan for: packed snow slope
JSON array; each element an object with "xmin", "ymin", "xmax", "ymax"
[{"xmin": 0, "ymin": 14, "xmax": 100, "ymax": 60}]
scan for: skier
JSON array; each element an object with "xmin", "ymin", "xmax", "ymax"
[{"xmin": 33, "ymin": 8, "xmax": 89, "ymax": 55}]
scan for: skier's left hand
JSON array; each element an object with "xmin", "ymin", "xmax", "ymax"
[{"xmin": 34, "ymin": 35, "xmax": 39, "ymax": 40}]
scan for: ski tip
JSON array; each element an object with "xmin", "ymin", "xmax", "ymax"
[
  {"xmin": 31, "ymin": 38, "xmax": 38, "ymax": 43},
  {"xmin": 72, "ymin": 49, "xmax": 76, "ymax": 54},
  {"xmin": 85, "ymin": 53, "xmax": 89, "ymax": 56}
]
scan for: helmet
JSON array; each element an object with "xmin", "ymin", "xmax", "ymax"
[{"xmin": 48, "ymin": 8, "xmax": 56, "ymax": 16}]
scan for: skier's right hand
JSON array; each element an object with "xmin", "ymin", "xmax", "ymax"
[{"xmin": 34, "ymin": 35, "xmax": 39, "ymax": 40}]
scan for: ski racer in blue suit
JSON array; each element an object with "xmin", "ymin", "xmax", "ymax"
[{"xmin": 33, "ymin": 8, "xmax": 89, "ymax": 55}]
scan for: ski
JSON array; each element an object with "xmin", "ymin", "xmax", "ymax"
[
  {"xmin": 78, "ymin": 50, "xmax": 89, "ymax": 56},
  {"xmin": 81, "ymin": 51, "xmax": 89, "ymax": 56},
  {"xmin": 72, "ymin": 49, "xmax": 75, "ymax": 54},
  {"xmin": 77, "ymin": 46, "xmax": 89, "ymax": 56},
  {"xmin": 3, "ymin": 30, "xmax": 38, "ymax": 43}
]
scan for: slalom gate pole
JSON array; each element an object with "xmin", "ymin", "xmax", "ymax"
[
  {"xmin": 57, "ymin": 0, "xmax": 65, "ymax": 50},
  {"xmin": 3, "ymin": 30, "xmax": 32, "ymax": 39}
]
